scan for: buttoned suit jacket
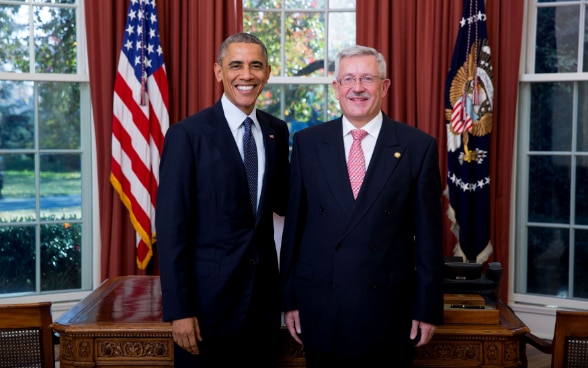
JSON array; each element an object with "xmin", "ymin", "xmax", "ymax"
[
  {"xmin": 280, "ymin": 113, "xmax": 444, "ymax": 357},
  {"xmin": 156, "ymin": 99, "xmax": 289, "ymax": 340}
]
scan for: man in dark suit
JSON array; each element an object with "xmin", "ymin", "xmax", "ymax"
[
  {"xmin": 280, "ymin": 45, "xmax": 444, "ymax": 368},
  {"xmin": 156, "ymin": 32, "xmax": 289, "ymax": 368}
]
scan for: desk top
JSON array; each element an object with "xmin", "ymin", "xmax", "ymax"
[
  {"xmin": 53, "ymin": 275, "xmax": 528, "ymax": 338},
  {"xmin": 437, "ymin": 301, "xmax": 529, "ymax": 337},
  {"xmin": 52, "ymin": 276, "xmax": 171, "ymax": 334}
]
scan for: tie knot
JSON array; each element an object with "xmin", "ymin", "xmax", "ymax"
[
  {"xmin": 243, "ymin": 117, "xmax": 253, "ymax": 131},
  {"xmin": 351, "ymin": 129, "xmax": 367, "ymax": 141}
]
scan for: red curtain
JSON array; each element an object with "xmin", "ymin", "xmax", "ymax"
[
  {"xmin": 357, "ymin": 0, "xmax": 524, "ymax": 302},
  {"xmin": 85, "ymin": 0, "xmax": 242, "ymax": 280}
]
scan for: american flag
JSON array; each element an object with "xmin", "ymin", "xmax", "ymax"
[
  {"xmin": 111, "ymin": 0, "xmax": 169, "ymax": 270},
  {"xmin": 444, "ymin": 0, "xmax": 493, "ymax": 263}
]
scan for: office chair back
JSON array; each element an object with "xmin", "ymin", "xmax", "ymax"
[{"xmin": 0, "ymin": 302, "xmax": 55, "ymax": 368}]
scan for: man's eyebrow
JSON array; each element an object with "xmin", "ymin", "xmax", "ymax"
[{"xmin": 227, "ymin": 61, "xmax": 244, "ymax": 66}]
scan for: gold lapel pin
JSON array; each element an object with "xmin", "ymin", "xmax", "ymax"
[{"xmin": 394, "ymin": 152, "xmax": 401, "ymax": 158}]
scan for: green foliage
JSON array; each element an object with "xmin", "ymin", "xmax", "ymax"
[
  {"xmin": 0, "ymin": 216, "xmax": 81, "ymax": 294},
  {"xmin": 0, "ymin": 4, "xmax": 29, "ymax": 73},
  {"xmin": 243, "ymin": 3, "xmax": 353, "ymax": 137},
  {"xmin": 0, "ymin": 225, "xmax": 35, "ymax": 293}
]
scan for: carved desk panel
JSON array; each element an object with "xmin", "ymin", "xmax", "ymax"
[{"xmin": 414, "ymin": 301, "xmax": 530, "ymax": 368}]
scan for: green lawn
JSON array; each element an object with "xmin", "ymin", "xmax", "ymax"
[{"xmin": 2, "ymin": 170, "xmax": 81, "ymax": 198}]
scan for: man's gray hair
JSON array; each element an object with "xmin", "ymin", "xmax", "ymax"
[{"xmin": 334, "ymin": 45, "xmax": 387, "ymax": 79}]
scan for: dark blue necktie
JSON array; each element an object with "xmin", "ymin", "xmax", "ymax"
[{"xmin": 242, "ymin": 117, "xmax": 258, "ymax": 216}]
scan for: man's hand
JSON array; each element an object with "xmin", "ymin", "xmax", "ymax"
[
  {"xmin": 410, "ymin": 320, "xmax": 437, "ymax": 347},
  {"xmin": 172, "ymin": 317, "xmax": 202, "ymax": 355},
  {"xmin": 284, "ymin": 310, "xmax": 303, "ymax": 345}
]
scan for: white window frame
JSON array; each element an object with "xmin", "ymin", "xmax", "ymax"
[
  {"xmin": 511, "ymin": 0, "xmax": 588, "ymax": 313},
  {"xmin": 0, "ymin": 0, "xmax": 96, "ymax": 308}
]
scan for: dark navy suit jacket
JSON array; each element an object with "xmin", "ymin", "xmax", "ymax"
[
  {"xmin": 280, "ymin": 113, "xmax": 444, "ymax": 357},
  {"xmin": 156, "ymin": 99, "xmax": 289, "ymax": 340}
]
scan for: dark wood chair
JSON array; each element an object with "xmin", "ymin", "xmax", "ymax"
[
  {"xmin": 0, "ymin": 302, "xmax": 55, "ymax": 368},
  {"xmin": 521, "ymin": 310, "xmax": 588, "ymax": 368}
]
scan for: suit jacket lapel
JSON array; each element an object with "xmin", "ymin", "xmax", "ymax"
[
  {"xmin": 316, "ymin": 119, "xmax": 355, "ymax": 216},
  {"xmin": 208, "ymin": 101, "xmax": 252, "ymax": 206},
  {"xmin": 256, "ymin": 112, "xmax": 276, "ymax": 214}
]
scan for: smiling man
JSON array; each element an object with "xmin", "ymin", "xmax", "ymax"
[
  {"xmin": 156, "ymin": 32, "xmax": 290, "ymax": 368},
  {"xmin": 280, "ymin": 45, "xmax": 445, "ymax": 368}
]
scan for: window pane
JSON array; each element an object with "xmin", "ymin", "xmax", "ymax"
[
  {"xmin": 583, "ymin": 6, "xmax": 588, "ymax": 72},
  {"xmin": 286, "ymin": 0, "xmax": 325, "ymax": 9},
  {"xmin": 34, "ymin": 6, "xmax": 77, "ymax": 74},
  {"xmin": 577, "ymin": 82, "xmax": 588, "ymax": 151},
  {"xmin": 0, "ymin": 80, "xmax": 35, "ymax": 149},
  {"xmin": 328, "ymin": 11, "xmax": 356, "ymax": 73},
  {"xmin": 574, "ymin": 229, "xmax": 588, "ymax": 299},
  {"xmin": 244, "ymin": 11, "xmax": 282, "ymax": 76},
  {"xmin": 40, "ymin": 221, "xmax": 81, "ymax": 292},
  {"xmin": 530, "ymin": 82, "xmax": 572, "ymax": 151},
  {"xmin": 256, "ymin": 84, "xmax": 282, "ymax": 117},
  {"xmin": 39, "ymin": 82, "xmax": 81, "ymax": 149},
  {"xmin": 527, "ymin": 226, "xmax": 569, "ymax": 297},
  {"xmin": 0, "ymin": 225, "xmax": 36, "ymax": 294},
  {"xmin": 285, "ymin": 12, "xmax": 325, "ymax": 77},
  {"xmin": 330, "ymin": 0, "xmax": 355, "ymax": 8},
  {"xmin": 528, "ymin": 155, "xmax": 570, "ymax": 223},
  {"xmin": 0, "ymin": 154, "xmax": 36, "ymax": 222},
  {"xmin": 243, "ymin": 0, "xmax": 281, "ymax": 8},
  {"xmin": 0, "ymin": 4, "xmax": 29, "ymax": 72},
  {"xmin": 40, "ymin": 154, "xmax": 81, "ymax": 220},
  {"xmin": 535, "ymin": 6, "xmax": 579, "ymax": 73},
  {"xmin": 576, "ymin": 156, "xmax": 588, "ymax": 225},
  {"xmin": 284, "ymin": 84, "xmax": 327, "ymax": 135},
  {"xmin": 256, "ymin": 84, "xmax": 340, "ymax": 142}
]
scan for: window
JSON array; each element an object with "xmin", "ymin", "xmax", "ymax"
[
  {"xmin": 243, "ymin": 0, "xmax": 356, "ymax": 140},
  {"xmin": 0, "ymin": 0, "xmax": 92, "ymax": 300},
  {"xmin": 516, "ymin": 0, "xmax": 588, "ymax": 309}
]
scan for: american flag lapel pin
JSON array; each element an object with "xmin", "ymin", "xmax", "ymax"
[{"xmin": 269, "ymin": 134, "xmax": 275, "ymax": 139}]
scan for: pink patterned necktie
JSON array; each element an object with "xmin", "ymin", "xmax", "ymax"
[{"xmin": 348, "ymin": 129, "xmax": 368, "ymax": 199}]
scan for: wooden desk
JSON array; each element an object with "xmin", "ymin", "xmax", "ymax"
[
  {"xmin": 414, "ymin": 301, "xmax": 530, "ymax": 368},
  {"xmin": 52, "ymin": 276, "xmax": 305, "ymax": 367},
  {"xmin": 52, "ymin": 276, "xmax": 527, "ymax": 368}
]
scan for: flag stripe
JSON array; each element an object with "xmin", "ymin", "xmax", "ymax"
[{"xmin": 111, "ymin": 0, "xmax": 169, "ymax": 270}]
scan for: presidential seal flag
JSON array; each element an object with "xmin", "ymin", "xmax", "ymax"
[
  {"xmin": 445, "ymin": 0, "xmax": 493, "ymax": 263},
  {"xmin": 111, "ymin": 0, "xmax": 169, "ymax": 270}
]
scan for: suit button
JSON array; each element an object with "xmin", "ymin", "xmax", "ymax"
[
  {"xmin": 370, "ymin": 245, "xmax": 377, "ymax": 252},
  {"xmin": 370, "ymin": 283, "xmax": 377, "ymax": 289},
  {"xmin": 384, "ymin": 209, "xmax": 391, "ymax": 216},
  {"xmin": 331, "ymin": 282, "xmax": 335, "ymax": 288},
  {"xmin": 334, "ymin": 244, "xmax": 342, "ymax": 251},
  {"xmin": 319, "ymin": 206, "xmax": 325, "ymax": 212}
]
